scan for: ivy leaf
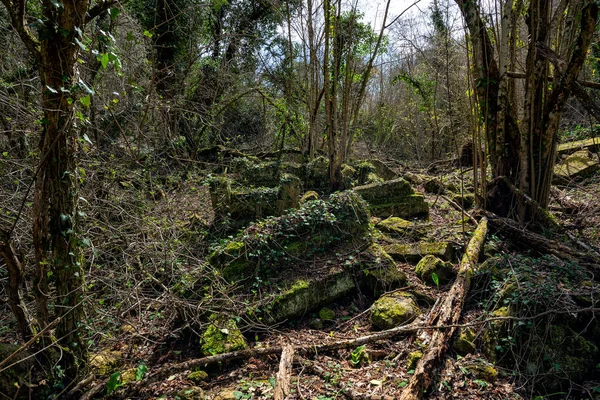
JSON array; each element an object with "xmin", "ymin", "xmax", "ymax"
[
  {"xmin": 109, "ymin": 7, "xmax": 121, "ymax": 20},
  {"xmin": 100, "ymin": 53, "xmax": 109, "ymax": 69},
  {"xmin": 143, "ymin": 30, "xmax": 153, "ymax": 38},
  {"xmin": 106, "ymin": 371, "xmax": 122, "ymax": 395},
  {"xmin": 431, "ymin": 272, "xmax": 440, "ymax": 288},
  {"xmin": 136, "ymin": 363, "xmax": 147, "ymax": 381},
  {"xmin": 79, "ymin": 95, "xmax": 91, "ymax": 108}
]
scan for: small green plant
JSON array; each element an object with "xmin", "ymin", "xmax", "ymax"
[
  {"xmin": 106, "ymin": 371, "xmax": 124, "ymax": 395},
  {"xmin": 431, "ymin": 272, "xmax": 440, "ymax": 288},
  {"xmin": 136, "ymin": 363, "xmax": 147, "ymax": 381},
  {"xmin": 350, "ymin": 345, "xmax": 367, "ymax": 366}
]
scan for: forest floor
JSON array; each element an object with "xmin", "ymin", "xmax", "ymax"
[{"xmin": 1, "ymin": 151, "xmax": 600, "ymax": 400}]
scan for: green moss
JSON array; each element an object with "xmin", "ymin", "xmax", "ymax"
[
  {"xmin": 424, "ymin": 178, "xmax": 445, "ymax": 194},
  {"xmin": 383, "ymin": 241, "xmax": 452, "ymax": 263},
  {"xmin": 557, "ymin": 137, "xmax": 600, "ymax": 154},
  {"xmin": 463, "ymin": 360, "xmax": 498, "ymax": 382},
  {"xmin": 453, "ymin": 327, "xmax": 477, "ymax": 355},
  {"xmin": 177, "ymin": 386, "xmax": 205, "ymax": 400},
  {"xmin": 120, "ymin": 368, "xmax": 138, "ymax": 384},
  {"xmin": 370, "ymin": 292, "xmax": 421, "ymax": 330},
  {"xmin": 451, "ymin": 193, "xmax": 475, "ymax": 209},
  {"xmin": 360, "ymin": 244, "xmax": 407, "ymax": 296},
  {"xmin": 370, "ymin": 195, "xmax": 430, "ymax": 220},
  {"xmin": 89, "ymin": 349, "xmax": 122, "ymax": 376},
  {"xmin": 406, "ymin": 351, "xmax": 423, "ymax": 370},
  {"xmin": 299, "ymin": 190, "xmax": 319, "ymax": 204},
  {"xmin": 268, "ymin": 273, "xmax": 355, "ymax": 323},
  {"xmin": 319, "ymin": 307, "xmax": 335, "ymax": 321},
  {"xmin": 354, "ymin": 177, "xmax": 415, "ymax": 205},
  {"xmin": 187, "ymin": 370, "xmax": 209, "ymax": 383},
  {"xmin": 554, "ymin": 150, "xmax": 599, "ymax": 183},
  {"xmin": 415, "ymin": 254, "xmax": 455, "ymax": 285},
  {"xmin": 201, "ymin": 318, "xmax": 247, "ymax": 356}
]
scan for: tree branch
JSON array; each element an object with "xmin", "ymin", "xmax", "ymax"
[
  {"xmin": 0, "ymin": 0, "xmax": 41, "ymax": 62},
  {"xmin": 86, "ymin": 0, "xmax": 119, "ymax": 23}
]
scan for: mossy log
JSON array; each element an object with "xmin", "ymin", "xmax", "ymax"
[{"xmin": 399, "ymin": 218, "xmax": 488, "ymax": 400}]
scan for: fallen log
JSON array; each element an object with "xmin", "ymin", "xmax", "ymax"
[
  {"xmin": 273, "ymin": 344, "xmax": 294, "ymax": 400},
  {"xmin": 399, "ymin": 218, "xmax": 488, "ymax": 400}
]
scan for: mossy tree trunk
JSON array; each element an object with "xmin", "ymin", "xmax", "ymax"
[{"xmin": 1, "ymin": 0, "xmax": 116, "ymax": 383}]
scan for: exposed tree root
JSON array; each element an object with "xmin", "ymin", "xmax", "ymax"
[{"xmin": 399, "ymin": 218, "xmax": 488, "ymax": 400}]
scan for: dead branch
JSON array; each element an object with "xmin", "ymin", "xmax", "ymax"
[
  {"xmin": 274, "ymin": 344, "xmax": 294, "ymax": 400},
  {"xmin": 399, "ymin": 218, "xmax": 488, "ymax": 400}
]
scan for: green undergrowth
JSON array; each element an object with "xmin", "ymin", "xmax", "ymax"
[{"xmin": 471, "ymin": 254, "xmax": 600, "ymax": 394}]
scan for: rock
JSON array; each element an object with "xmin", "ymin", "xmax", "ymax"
[
  {"xmin": 214, "ymin": 389, "xmax": 238, "ymax": 400},
  {"xmin": 341, "ymin": 164, "xmax": 357, "ymax": 188},
  {"xmin": 415, "ymin": 254, "xmax": 455, "ymax": 285},
  {"xmin": 367, "ymin": 159, "xmax": 398, "ymax": 181},
  {"xmin": 451, "ymin": 193, "xmax": 475, "ymax": 209},
  {"xmin": 266, "ymin": 272, "xmax": 356, "ymax": 323},
  {"xmin": 319, "ymin": 307, "xmax": 335, "ymax": 321},
  {"xmin": 120, "ymin": 368, "xmax": 138, "ymax": 383},
  {"xmin": 453, "ymin": 327, "xmax": 477, "ymax": 355},
  {"xmin": 231, "ymin": 157, "xmax": 280, "ymax": 187},
  {"xmin": 553, "ymin": 150, "xmax": 599, "ymax": 184},
  {"xmin": 304, "ymin": 156, "xmax": 330, "ymax": 189},
  {"xmin": 353, "ymin": 178, "xmax": 429, "ymax": 219},
  {"xmin": 377, "ymin": 217, "xmax": 428, "ymax": 240},
  {"xmin": 557, "ymin": 137, "xmax": 600, "ymax": 156},
  {"xmin": 406, "ymin": 351, "xmax": 423, "ymax": 370},
  {"xmin": 359, "ymin": 244, "xmax": 407, "ymax": 297},
  {"xmin": 462, "ymin": 359, "xmax": 498, "ymax": 382},
  {"xmin": 383, "ymin": 241, "xmax": 453, "ymax": 263},
  {"xmin": 177, "ymin": 386, "xmax": 205, "ymax": 400},
  {"xmin": 299, "ymin": 190, "xmax": 319, "ymax": 204},
  {"xmin": 187, "ymin": 370, "xmax": 209, "ymax": 384},
  {"xmin": 208, "ymin": 191, "xmax": 371, "ymax": 281},
  {"xmin": 0, "ymin": 343, "xmax": 33, "ymax": 399},
  {"xmin": 529, "ymin": 324, "xmax": 599, "ymax": 387},
  {"xmin": 424, "ymin": 178, "xmax": 445, "ymax": 194},
  {"xmin": 481, "ymin": 306, "xmax": 511, "ymax": 362},
  {"xmin": 310, "ymin": 319, "xmax": 324, "ymax": 329},
  {"xmin": 89, "ymin": 349, "xmax": 122, "ymax": 376},
  {"xmin": 200, "ymin": 317, "xmax": 247, "ymax": 356},
  {"xmin": 370, "ymin": 292, "xmax": 421, "ymax": 330}
]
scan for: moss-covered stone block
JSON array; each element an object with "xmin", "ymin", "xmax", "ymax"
[
  {"xmin": 341, "ymin": 164, "xmax": 357, "ymax": 189},
  {"xmin": 177, "ymin": 386, "xmax": 205, "ymax": 400},
  {"xmin": 369, "ymin": 195, "xmax": 430, "ymax": 219},
  {"xmin": 424, "ymin": 178, "xmax": 445, "ymax": 194},
  {"xmin": 231, "ymin": 157, "xmax": 281, "ymax": 187},
  {"xmin": 366, "ymin": 159, "xmax": 398, "ymax": 181},
  {"xmin": 453, "ymin": 327, "xmax": 477, "ymax": 355},
  {"xmin": 267, "ymin": 271, "xmax": 356, "ymax": 323},
  {"xmin": 557, "ymin": 137, "xmax": 600, "ymax": 155},
  {"xmin": 383, "ymin": 241, "xmax": 453, "ymax": 263},
  {"xmin": 354, "ymin": 177, "xmax": 415, "ymax": 204},
  {"xmin": 319, "ymin": 307, "xmax": 335, "ymax": 321},
  {"xmin": 451, "ymin": 193, "xmax": 475, "ymax": 209},
  {"xmin": 304, "ymin": 156, "xmax": 330, "ymax": 189},
  {"xmin": 359, "ymin": 244, "xmax": 407, "ymax": 297},
  {"xmin": 200, "ymin": 317, "xmax": 247, "ymax": 356},
  {"xmin": 370, "ymin": 292, "xmax": 421, "ymax": 330},
  {"xmin": 89, "ymin": 349, "xmax": 122, "ymax": 376},
  {"xmin": 415, "ymin": 254, "xmax": 455, "ymax": 285},
  {"xmin": 187, "ymin": 370, "xmax": 209, "ymax": 383},
  {"xmin": 299, "ymin": 190, "xmax": 319, "ymax": 204},
  {"xmin": 377, "ymin": 217, "xmax": 428, "ymax": 239},
  {"xmin": 554, "ymin": 150, "xmax": 599, "ymax": 184},
  {"xmin": 462, "ymin": 360, "xmax": 498, "ymax": 382}
]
